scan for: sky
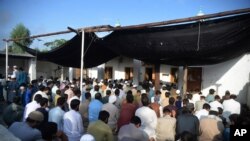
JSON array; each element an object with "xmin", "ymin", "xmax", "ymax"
[{"xmin": 0, "ymin": 0, "xmax": 250, "ymax": 50}]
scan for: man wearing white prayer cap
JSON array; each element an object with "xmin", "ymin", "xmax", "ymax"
[
  {"xmin": 102, "ymin": 95, "xmax": 119, "ymax": 130},
  {"xmin": 80, "ymin": 134, "xmax": 95, "ymax": 141}
]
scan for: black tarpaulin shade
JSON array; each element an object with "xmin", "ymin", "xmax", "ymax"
[{"xmin": 23, "ymin": 13, "xmax": 250, "ymax": 68}]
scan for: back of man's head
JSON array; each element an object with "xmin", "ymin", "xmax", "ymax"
[
  {"xmin": 165, "ymin": 92, "xmax": 170, "ymax": 98},
  {"xmin": 95, "ymin": 93, "xmax": 102, "ymax": 100},
  {"xmin": 130, "ymin": 116, "xmax": 141, "ymax": 127},
  {"xmin": 98, "ymin": 110, "xmax": 110, "ymax": 123},
  {"xmin": 40, "ymin": 98, "xmax": 48, "ymax": 107},
  {"xmin": 169, "ymin": 97, "xmax": 175, "ymax": 105},
  {"xmin": 85, "ymin": 92, "xmax": 91, "ymax": 100},
  {"xmin": 106, "ymin": 90, "xmax": 111, "ymax": 96},
  {"xmin": 34, "ymin": 94, "xmax": 43, "ymax": 103},
  {"xmin": 57, "ymin": 97, "xmax": 66, "ymax": 106},
  {"xmin": 202, "ymin": 103, "xmax": 211, "ymax": 110},
  {"xmin": 209, "ymin": 89, "xmax": 215, "ymax": 94},
  {"xmin": 114, "ymin": 89, "xmax": 120, "ymax": 96},
  {"xmin": 126, "ymin": 93, "xmax": 134, "ymax": 103},
  {"xmin": 141, "ymin": 94, "xmax": 149, "ymax": 106},
  {"xmin": 182, "ymin": 98, "xmax": 189, "ymax": 106},
  {"xmin": 70, "ymin": 99, "xmax": 80, "ymax": 110},
  {"xmin": 214, "ymin": 95, "xmax": 221, "ymax": 100}
]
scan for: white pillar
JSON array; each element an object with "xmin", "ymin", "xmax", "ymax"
[
  {"xmin": 5, "ymin": 41, "xmax": 8, "ymax": 80},
  {"xmin": 69, "ymin": 67, "xmax": 73, "ymax": 82},
  {"xmin": 80, "ymin": 30, "xmax": 85, "ymax": 93},
  {"xmin": 28, "ymin": 58, "xmax": 36, "ymax": 81},
  {"xmin": 60, "ymin": 67, "xmax": 64, "ymax": 81},
  {"xmin": 247, "ymin": 73, "xmax": 250, "ymax": 108}
]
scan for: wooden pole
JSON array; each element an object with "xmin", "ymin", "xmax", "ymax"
[
  {"xmin": 183, "ymin": 66, "xmax": 188, "ymax": 95},
  {"xmin": 154, "ymin": 64, "xmax": 160, "ymax": 91}
]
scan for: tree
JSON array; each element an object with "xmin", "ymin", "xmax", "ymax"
[
  {"xmin": 44, "ymin": 39, "xmax": 67, "ymax": 50},
  {"xmin": 10, "ymin": 23, "xmax": 33, "ymax": 53}
]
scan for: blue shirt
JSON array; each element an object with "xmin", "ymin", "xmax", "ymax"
[
  {"xmin": 9, "ymin": 122, "xmax": 42, "ymax": 141},
  {"xmin": 88, "ymin": 99, "xmax": 103, "ymax": 122},
  {"xmin": 49, "ymin": 106, "xmax": 65, "ymax": 131},
  {"xmin": 24, "ymin": 89, "xmax": 32, "ymax": 107}
]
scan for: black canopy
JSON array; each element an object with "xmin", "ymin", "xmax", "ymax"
[{"xmin": 24, "ymin": 13, "xmax": 250, "ymax": 68}]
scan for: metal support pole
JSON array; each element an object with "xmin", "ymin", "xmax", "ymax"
[
  {"xmin": 5, "ymin": 41, "xmax": 8, "ymax": 80},
  {"xmin": 80, "ymin": 30, "xmax": 85, "ymax": 93}
]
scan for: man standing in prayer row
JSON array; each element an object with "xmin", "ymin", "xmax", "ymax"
[
  {"xmin": 176, "ymin": 103, "xmax": 200, "ymax": 141},
  {"xmin": 9, "ymin": 111, "xmax": 44, "ymax": 141},
  {"xmin": 156, "ymin": 107, "xmax": 176, "ymax": 141},
  {"xmin": 102, "ymin": 94, "xmax": 119, "ymax": 132},
  {"xmin": 88, "ymin": 93, "xmax": 103, "ymax": 122},
  {"xmin": 23, "ymin": 94, "xmax": 42, "ymax": 121},
  {"xmin": 63, "ymin": 99, "xmax": 84, "ymax": 141},
  {"xmin": 199, "ymin": 107, "xmax": 224, "ymax": 141},
  {"xmin": 87, "ymin": 110, "xmax": 114, "ymax": 141},
  {"xmin": 135, "ymin": 94, "xmax": 157, "ymax": 140},
  {"xmin": 118, "ymin": 116, "xmax": 149, "ymax": 141},
  {"xmin": 49, "ymin": 97, "xmax": 66, "ymax": 131}
]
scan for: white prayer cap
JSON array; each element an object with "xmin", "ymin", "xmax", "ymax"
[
  {"xmin": 80, "ymin": 134, "xmax": 95, "ymax": 141},
  {"xmin": 176, "ymin": 90, "xmax": 180, "ymax": 94},
  {"xmin": 210, "ymin": 106, "xmax": 219, "ymax": 112},
  {"xmin": 13, "ymin": 65, "xmax": 17, "ymax": 68},
  {"xmin": 82, "ymin": 82, "xmax": 86, "ymax": 85},
  {"xmin": 141, "ymin": 89, "xmax": 146, "ymax": 94},
  {"xmin": 162, "ymin": 84, "xmax": 166, "ymax": 87},
  {"xmin": 109, "ymin": 95, "xmax": 117, "ymax": 104},
  {"xmin": 11, "ymin": 75, "xmax": 16, "ymax": 79},
  {"xmin": 70, "ymin": 84, "xmax": 75, "ymax": 88},
  {"xmin": 20, "ymin": 86, "xmax": 25, "ymax": 90},
  {"xmin": 133, "ymin": 85, "xmax": 137, "ymax": 88}
]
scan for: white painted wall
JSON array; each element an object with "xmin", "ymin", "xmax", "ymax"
[
  {"xmin": 160, "ymin": 64, "xmax": 171, "ymax": 82},
  {"xmin": 202, "ymin": 54, "xmax": 250, "ymax": 105},
  {"xmin": 87, "ymin": 67, "xmax": 98, "ymax": 79},
  {"xmin": 36, "ymin": 61, "xmax": 69, "ymax": 80},
  {"xmin": 105, "ymin": 56, "xmax": 134, "ymax": 80},
  {"xmin": 86, "ymin": 54, "xmax": 250, "ymax": 107}
]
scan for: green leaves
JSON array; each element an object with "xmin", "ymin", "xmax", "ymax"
[
  {"xmin": 43, "ymin": 39, "xmax": 67, "ymax": 50},
  {"xmin": 10, "ymin": 23, "xmax": 32, "ymax": 53}
]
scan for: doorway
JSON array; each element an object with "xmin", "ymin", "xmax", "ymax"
[
  {"xmin": 125, "ymin": 67, "xmax": 133, "ymax": 80},
  {"xmin": 104, "ymin": 67, "xmax": 113, "ymax": 79},
  {"xmin": 187, "ymin": 67, "xmax": 202, "ymax": 92},
  {"xmin": 170, "ymin": 67, "xmax": 179, "ymax": 83},
  {"xmin": 145, "ymin": 67, "xmax": 153, "ymax": 81}
]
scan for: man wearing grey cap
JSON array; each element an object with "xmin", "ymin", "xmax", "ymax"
[
  {"xmin": 9, "ymin": 111, "xmax": 44, "ymax": 141},
  {"xmin": 176, "ymin": 103, "xmax": 200, "ymax": 141}
]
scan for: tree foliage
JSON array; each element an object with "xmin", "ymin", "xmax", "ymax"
[
  {"xmin": 10, "ymin": 23, "xmax": 32, "ymax": 53},
  {"xmin": 44, "ymin": 39, "xmax": 67, "ymax": 50}
]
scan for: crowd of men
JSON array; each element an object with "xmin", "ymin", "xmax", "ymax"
[{"xmin": 0, "ymin": 65, "xmax": 249, "ymax": 141}]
